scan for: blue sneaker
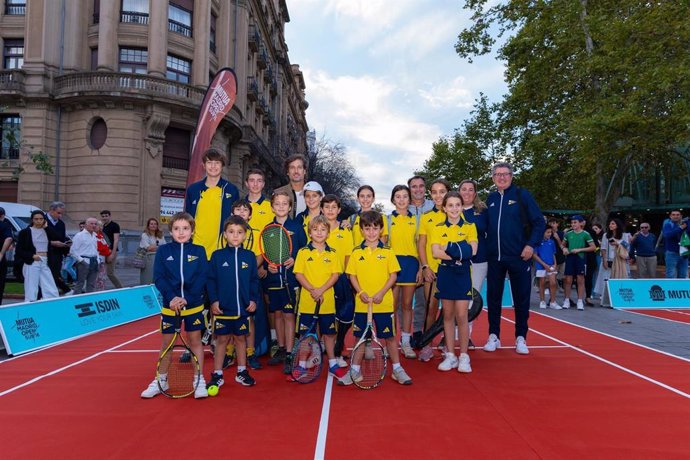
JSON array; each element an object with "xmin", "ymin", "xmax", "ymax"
[
  {"xmin": 292, "ymin": 365, "xmax": 307, "ymax": 381},
  {"xmin": 247, "ymin": 354, "xmax": 262, "ymax": 370},
  {"xmin": 329, "ymin": 364, "xmax": 348, "ymax": 380}
]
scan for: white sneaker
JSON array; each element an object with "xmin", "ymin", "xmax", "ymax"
[
  {"xmin": 63, "ymin": 290, "xmax": 74, "ymax": 296},
  {"xmin": 194, "ymin": 376, "xmax": 208, "ymax": 399},
  {"xmin": 437, "ymin": 353, "xmax": 459, "ymax": 371},
  {"xmin": 483, "ymin": 334, "xmax": 501, "ymax": 352},
  {"xmin": 539, "ymin": 301, "xmax": 547, "ymax": 309},
  {"xmin": 562, "ymin": 299, "xmax": 571, "ymax": 309},
  {"xmin": 515, "ymin": 336, "xmax": 529, "ymax": 355},
  {"xmin": 141, "ymin": 377, "xmax": 166, "ymax": 398},
  {"xmin": 458, "ymin": 353, "xmax": 472, "ymax": 373},
  {"xmin": 401, "ymin": 342, "xmax": 416, "ymax": 359},
  {"xmin": 336, "ymin": 356, "xmax": 348, "ymax": 368},
  {"xmin": 549, "ymin": 302, "xmax": 563, "ymax": 310},
  {"xmin": 576, "ymin": 300, "xmax": 584, "ymax": 311}
]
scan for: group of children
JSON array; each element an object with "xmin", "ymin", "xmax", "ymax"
[
  {"xmin": 533, "ymin": 214, "xmax": 596, "ymax": 311},
  {"xmin": 141, "ymin": 175, "xmax": 481, "ymax": 399}
]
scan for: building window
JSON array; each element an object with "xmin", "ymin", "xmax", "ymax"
[
  {"xmin": 119, "ymin": 48, "xmax": 148, "ymax": 74},
  {"xmin": 90, "ymin": 48, "xmax": 98, "ymax": 71},
  {"xmin": 93, "ymin": 0, "xmax": 100, "ymax": 23},
  {"xmin": 89, "ymin": 118, "xmax": 107, "ymax": 150},
  {"xmin": 162, "ymin": 127, "xmax": 191, "ymax": 170},
  {"xmin": 121, "ymin": 0, "xmax": 149, "ymax": 24},
  {"xmin": 166, "ymin": 54, "xmax": 191, "ymax": 84},
  {"xmin": 210, "ymin": 13, "xmax": 217, "ymax": 54},
  {"xmin": 3, "ymin": 39, "xmax": 24, "ymax": 70},
  {"xmin": 168, "ymin": 3, "xmax": 192, "ymax": 38},
  {"xmin": 5, "ymin": 0, "xmax": 26, "ymax": 15},
  {"xmin": 1, "ymin": 115, "xmax": 21, "ymax": 160}
]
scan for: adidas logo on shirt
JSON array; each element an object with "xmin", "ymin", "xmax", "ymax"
[
  {"xmin": 383, "ymin": 327, "xmax": 390, "ymax": 333},
  {"xmin": 307, "ymin": 257, "xmax": 314, "ymax": 262},
  {"xmin": 359, "ymin": 256, "xmax": 365, "ymax": 261},
  {"xmin": 239, "ymin": 324, "xmax": 247, "ymax": 331},
  {"xmin": 166, "ymin": 256, "xmax": 174, "ymax": 261},
  {"xmin": 222, "ymin": 261, "xmax": 229, "ymax": 267},
  {"xmin": 193, "ymin": 319, "xmax": 202, "ymax": 325}
]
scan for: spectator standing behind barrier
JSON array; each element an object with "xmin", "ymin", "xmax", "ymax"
[
  {"xmin": 662, "ymin": 210, "xmax": 689, "ymax": 279},
  {"xmin": 45, "ymin": 201, "xmax": 73, "ymax": 295},
  {"xmin": 94, "ymin": 221, "xmax": 112, "ymax": 291},
  {"xmin": 139, "ymin": 218, "xmax": 166, "ymax": 284},
  {"xmin": 630, "ymin": 223, "xmax": 657, "ymax": 279},
  {"xmin": 0, "ymin": 207, "xmax": 14, "ymax": 304},
  {"xmin": 69, "ymin": 218, "xmax": 99, "ymax": 294},
  {"xmin": 15, "ymin": 210, "xmax": 60, "ymax": 302},
  {"xmin": 483, "ymin": 162, "xmax": 545, "ymax": 356},
  {"xmin": 101, "ymin": 210, "xmax": 123, "ymax": 288}
]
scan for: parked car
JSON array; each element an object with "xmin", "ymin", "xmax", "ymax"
[{"xmin": 0, "ymin": 201, "xmax": 42, "ymax": 280}]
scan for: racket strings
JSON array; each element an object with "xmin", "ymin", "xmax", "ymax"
[
  {"xmin": 354, "ymin": 340, "xmax": 386, "ymax": 389},
  {"xmin": 261, "ymin": 226, "xmax": 291, "ymax": 265},
  {"xmin": 163, "ymin": 347, "xmax": 198, "ymax": 397},
  {"xmin": 291, "ymin": 337, "xmax": 323, "ymax": 383}
]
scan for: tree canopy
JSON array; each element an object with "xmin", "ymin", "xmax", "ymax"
[{"xmin": 426, "ymin": 0, "xmax": 690, "ymax": 221}]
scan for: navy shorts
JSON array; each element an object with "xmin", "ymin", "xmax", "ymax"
[
  {"xmin": 435, "ymin": 263, "xmax": 473, "ymax": 300},
  {"xmin": 352, "ymin": 311, "xmax": 395, "ymax": 339},
  {"xmin": 297, "ymin": 312, "xmax": 337, "ymax": 336},
  {"xmin": 212, "ymin": 316, "xmax": 250, "ymax": 336},
  {"xmin": 267, "ymin": 287, "xmax": 297, "ymax": 314},
  {"xmin": 396, "ymin": 255, "xmax": 419, "ymax": 285},
  {"xmin": 564, "ymin": 254, "xmax": 586, "ymax": 276},
  {"xmin": 334, "ymin": 274, "xmax": 355, "ymax": 323},
  {"xmin": 160, "ymin": 310, "xmax": 206, "ymax": 334}
]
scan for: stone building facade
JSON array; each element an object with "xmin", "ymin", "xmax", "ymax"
[{"xmin": 0, "ymin": 0, "xmax": 308, "ymax": 228}]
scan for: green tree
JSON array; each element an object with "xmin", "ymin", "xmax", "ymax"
[
  {"xmin": 455, "ymin": 0, "xmax": 690, "ymax": 221},
  {"xmin": 417, "ymin": 94, "xmax": 501, "ymax": 194}
]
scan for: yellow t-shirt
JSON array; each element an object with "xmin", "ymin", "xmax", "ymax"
[
  {"xmin": 345, "ymin": 242, "xmax": 401, "ymax": 313},
  {"xmin": 388, "ymin": 211, "xmax": 418, "ymax": 257},
  {"xmin": 429, "ymin": 219, "xmax": 479, "ymax": 262},
  {"xmin": 418, "ymin": 207, "xmax": 446, "ymax": 273},
  {"xmin": 293, "ymin": 244, "xmax": 340, "ymax": 314},
  {"xmin": 351, "ymin": 213, "xmax": 389, "ymax": 247},
  {"xmin": 193, "ymin": 185, "xmax": 224, "ymax": 259},
  {"xmin": 326, "ymin": 224, "xmax": 354, "ymax": 273},
  {"xmin": 248, "ymin": 196, "xmax": 275, "ymax": 234}
]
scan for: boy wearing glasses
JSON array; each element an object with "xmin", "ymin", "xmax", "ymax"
[{"xmin": 630, "ymin": 223, "xmax": 657, "ymax": 279}]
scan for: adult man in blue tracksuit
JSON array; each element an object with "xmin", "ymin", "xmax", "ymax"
[{"xmin": 483, "ymin": 162, "xmax": 545, "ymax": 355}]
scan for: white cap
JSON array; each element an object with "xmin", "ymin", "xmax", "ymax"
[{"xmin": 303, "ymin": 181, "xmax": 324, "ymax": 195}]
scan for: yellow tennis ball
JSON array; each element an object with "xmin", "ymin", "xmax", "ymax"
[{"xmin": 207, "ymin": 385, "xmax": 219, "ymax": 397}]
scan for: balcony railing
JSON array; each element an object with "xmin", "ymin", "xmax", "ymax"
[
  {"xmin": 0, "ymin": 69, "xmax": 25, "ymax": 94},
  {"xmin": 257, "ymin": 47, "xmax": 268, "ymax": 69},
  {"xmin": 120, "ymin": 11, "xmax": 149, "ymax": 24},
  {"xmin": 4, "ymin": 3, "xmax": 26, "ymax": 15},
  {"xmin": 0, "ymin": 147, "xmax": 20, "ymax": 160},
  {"xmin": 247, "ymin": 77, "xmax": 258, "ymax": 102},
  {"xmin": 53, "ymin": 72, "xmax": 205, "ymax": 107},
  {"xmin": 162, "ymin": 156, "xmax": 189, "ymax": 170},
  {"xmin": 169, "ymin": 19, "xmax": 192, "ymax": 38}
]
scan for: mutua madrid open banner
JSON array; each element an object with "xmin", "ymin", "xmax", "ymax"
[
  {"xmin": 607, "ymin": 279, "xmax": 690, "ymax": 309},
  {"xmin": 186, "ymin": 67, "xmax": 238, "ymax": 187},
  {"xmin": 0, "ymin": 286, "xmax": 162, "ymax": 356}
]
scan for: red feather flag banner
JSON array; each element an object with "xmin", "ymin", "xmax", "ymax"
[{"xmin": 186, "ymin": 67, "xmax": 238, "ymax": 187}]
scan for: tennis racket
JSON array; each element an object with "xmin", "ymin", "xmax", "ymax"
[
  {"xmin": 290, "ymin": 300, "xmax": 323, "ymax": 383},
  {"xmin": 417, "ymin": 288, "xmax": 482, "ymax": 349},
  {"xmin": 157, "ymin": 312, "xmax": 201, "ymax": 398},
  {"xmin": 350, "ymin": 301, "xmax": 387, "ymax": 390},
  {"xmin": 259, "ymin": 223, "xmax": 295, "ymax": 303},
  {"xmin": 414, "ymin": 281, "xmax": 436, "ymax": 350}
]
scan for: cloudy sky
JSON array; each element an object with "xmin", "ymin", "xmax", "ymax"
[{"xmin": 284, "ymin": 0, "xmax": 507, "ymax": 208}]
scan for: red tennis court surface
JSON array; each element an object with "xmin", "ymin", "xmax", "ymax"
[
  {"xmin": 1, "ymin": 310, "xmax": 689, "ymax": 459},
  {"xmin": 625, "ymin": 308, "xmax": 690, "ymax": 324}
]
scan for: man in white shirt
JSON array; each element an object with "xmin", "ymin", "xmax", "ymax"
[{"xmin": 69, "ymin": 217, "xmax": 99, "ymax": 294}]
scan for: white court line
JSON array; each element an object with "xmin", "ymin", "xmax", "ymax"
[
  {"xmin": 665, "ymin": 309, "xmax": 690, "ymax": 316},
  {"xmin": 623, "ymin": 309, "xmax": 690, "ymax": 326},
  {"xmin": 0, "ymin": 330, "xmax": 158, "ymax": 398},
  {"xmin": 531, "ymin": 311, "xmax": 690, "ymax": 363},
  {"xmin": 108, "ymin": 349, "xmax": 161, "ymax": 353},
  {"xmin": 501, "ymin": 315, "xmax": 690, "ymax": 399},
  {"xmin": 314, "ymin": 375, "xmax": 334, "ymax": 460}
]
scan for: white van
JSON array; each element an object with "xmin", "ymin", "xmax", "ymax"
[{"xmin": 0, "ymin": 201, "xmax": 42, "ymax": 279}]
